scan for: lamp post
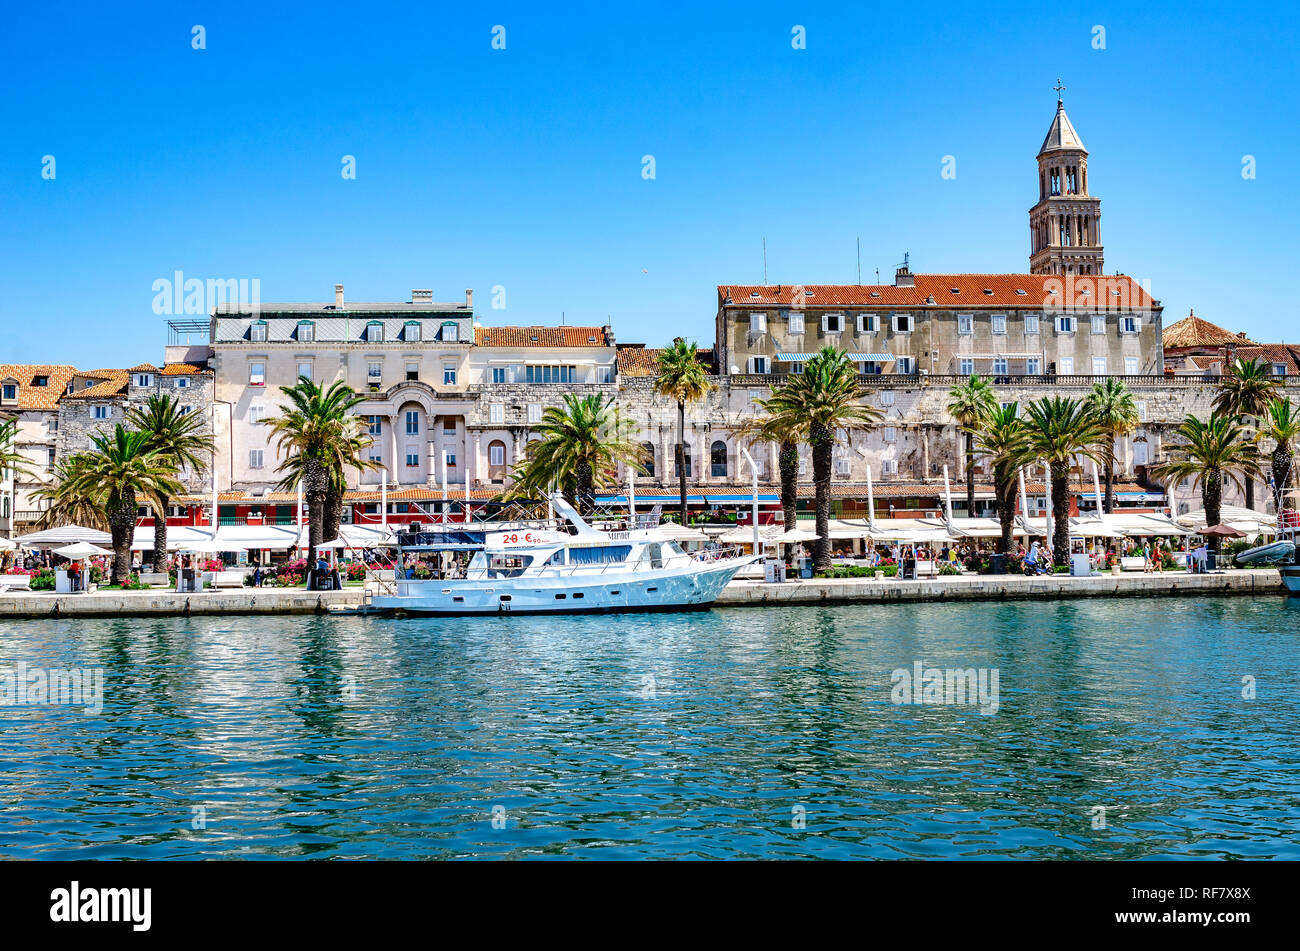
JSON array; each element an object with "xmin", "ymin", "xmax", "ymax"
[{"xmin": 739, "ymin": 446, "xmax": 759, "ymax": 553}]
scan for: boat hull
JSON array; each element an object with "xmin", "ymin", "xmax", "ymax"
[
  {"xmin": 1281, "ymin": 564, "xmax": 1300, "ymax": 595},
  {"xmin": 371, "ymin": 557, "xmax": 754, "ymax": 615}
]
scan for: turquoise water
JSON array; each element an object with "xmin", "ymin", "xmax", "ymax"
[{"xmin": 1, "ymin": 597, "xmax": 1299, "ymax": 859}]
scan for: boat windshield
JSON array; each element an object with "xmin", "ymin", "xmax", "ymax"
[{"xmin": 544, "ymin": 545, "xmax": 632, "ymax": 566}]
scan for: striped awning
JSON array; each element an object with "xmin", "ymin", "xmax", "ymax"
[
  {"xmin": 848, "ymin": 353, "xmax": 895, "ymax": 361},
  {"xmin": 775, "ymin": 353, "xmax": 816, "ymax": 361}
]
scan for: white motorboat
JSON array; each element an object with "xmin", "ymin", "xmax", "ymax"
[
  {"xmin": 1272, "ymin": 508, "xmax": 1300, "ymax": 594},
  {"xmin": 370, "ymin": 495, "xmax": 758, "ymax": 615}
]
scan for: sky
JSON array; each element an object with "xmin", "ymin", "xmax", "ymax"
[{"xmin": 2, "ymin": 1, "xmax": 1297, "ymax": 368}]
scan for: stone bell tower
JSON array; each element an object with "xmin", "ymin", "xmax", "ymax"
[{"xmin": 1029, "ymin": 82, "xmax": 1104, "ymax": 276}]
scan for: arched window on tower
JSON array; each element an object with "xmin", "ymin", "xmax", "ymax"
[
  {"xmin": 710, "ymin": 440, "xmax": 728, "ymax": 478},
  {"xmin": 1050, "ymin": 168, "xmax": 1061, "ymax": 195}
]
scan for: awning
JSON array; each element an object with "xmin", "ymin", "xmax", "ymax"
[
  {"xmin": 12, "ymin": 525, "xmax": 112, "ymax": 548},
  {"xmin": 955, "ymin": 352, "xmax": 1043, "ymax": 359},
  {"xmin": 775, "ymin": 353, "xmax": 817, "ymax": 361},
  {"xmin": 847, "ymin": 353, "xmax": 894, "ymax": 361}
]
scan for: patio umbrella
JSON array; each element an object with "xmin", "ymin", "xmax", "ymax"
[
  {"xmin": 53, "ymin": 542, "xmax": 112, "ymax": 558},
  {"xmin": 1202, "ymin": 523, "xmax": 1246, "ymax": 538},
  {"xmin": 775, "ymin": 527, "xmax": 821, "ymax": 543},
  {"xmin": 0, "ymin": 537, "xmax": 18, "ymax": 550},
  {"xmin": 13, "ymin": 524, "xmax": 112, "ymax": 548}
]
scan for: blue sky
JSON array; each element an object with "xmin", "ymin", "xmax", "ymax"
[{"xmin": 2, "ymin": 1, "xmax": 1296, "ymax": 367}]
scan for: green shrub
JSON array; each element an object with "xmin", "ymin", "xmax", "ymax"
[{"xmin": 30, "ymin": 570, "xmax": 55, "ymax": 591}]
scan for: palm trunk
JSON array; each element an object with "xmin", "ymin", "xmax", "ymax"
[
  {"xmin": 995, "ymin": 471, "xmax": 1016, "ymax": 554},
  {"xmin": 676, "ymin": 400, "xmax": 688, "ymax": 525},
  {"xmin": 575, "ymin": 460, "xmax": 594, "ymax": 516},
  {"xmin": 1103, "ymin": 443, "xmax": 1116, "ymax": 514},
  {"xmin": 811, "ymin": 422, "xmax": 833, "ymax": 572},
  {"xmin": 778, "ymin": 440, "xmax": 798, "ymax": 529},
  {"xmin": 1203, "ymin": 471, "xmax": 1223, "ymax": 554},
  {"xmin": 324, "ymin": 484, "xmax": 344, "ymax": 546},
  {"xmin": 1050, "ymin": 462, "xmax": 1070, "ymax": 567},
  {"xmin": 1243, "ymin": 473, "xmax": 1255, "ymax": 511},
  {"xmin": 107, "ymin": 490, "xmax": 136, "ymax": 586},
  {"xmin": 303, "ymin": 459, "xmax": 328, "ymax": 585},
  {"xmin": 965, "ymin": 431, "xmax": 976, "ymax": 517},
  {"xmin": 152, "ymin": 494, "xmax": 169, "ymax": 572}
]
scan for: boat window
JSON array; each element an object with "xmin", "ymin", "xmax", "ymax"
[
  {"xmin": 646, "ymin": 586, "xmax": 658, "ymax": 593},
  {"xmin": 568, "ymin": 545, "xmax": 632, "ymax": 565},
  {"xmin": 666, "ymin": 540, "xmax": 687, "ymax": 556},
  {"xmin": 499, "ymin": 595, "xmax": 512, "ymax": 601},
  {"xmin": 488, "ymin": 554, "xmax": 533, "ymax": 578},
  {"xmin": 609, "ymin": 590, "xmax": 620, "ymax": 596},
  {"xmin": 555, "ymin": 593, "xmax": 567, "ymax": 599},
  {"xmin": 647, "ymin": 543, "xmax": 663, "ymax": 569},
  {"xmin": 573, "ymin": 592, "xmax": 584, "ymax": 599}
]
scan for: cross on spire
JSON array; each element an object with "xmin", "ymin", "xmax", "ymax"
[{"xmin": 1053, "ymin": 78, "xmax": 1066, "ymax": 102}]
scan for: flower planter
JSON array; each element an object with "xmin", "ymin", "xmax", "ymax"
[{"xmin": 1110, "ymin": 565, "xmax": 1122, "ymax": 576}]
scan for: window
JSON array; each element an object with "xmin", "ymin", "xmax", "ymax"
[
  {"xmin": 835, "ymin": 456, "xmax": 850, "ymax": 476},
  {"xmin": 880, "ymin": 390, "xmax": 895, "ymax": 406},
  {"xmin": 896, "ymin": 356, "xmax": 915, "ymax": 374},
  {"xmin": 33, "ymin": 375, "xmax": 48, "ymax": 386},
  {"xmin": 1273, "ymin": 364, "xmax": 1288, "ymax": 377},
  {"xmin": 993, "ymin": 357, "xmax": 1008, "ymax": 375},
  {"xmin": 959, "ymin": 358, "xmax": 974, "ymax": 375},
  {"xmin": 992, "ymin": 314, "xmax": 1006, "ymax": 335},
  {"xmin": 749, "ymin": 389, "xmax": 762, "ymax": 404},
  {"xmin": 489, "ymin": 442, "xmax": 505, "ymax": 467},
  {"xmin": 892, "ymin": 313, "xmax": 913, "ymax": 333},
  {"xmin": 883, "ymin": 426, "xmax": 897, "ymax": 442},
  {"xmin": 527, "ymin": 403, "xmax": 542, "ymax": 423},
  {"xmin": 749, "ymin": 356, "xmax": 768, "ymax": 374},
  {"xmin": 1, "ymin": 384, "xmax": 15, "ymax": 401},
  {"xmin": 176, "ymin": 377, "xmax": 189, "ymax": 388},
  {"xmin": 249, "ymin": 321, "xmax": 267, "ymax": 342},
  {"xmin": 1120, "ymin": 316, "xmax": 1140, "ymax": 334},
  {"xmin": 857, "ymin": 313, "xmax": 878, "ymax": 333},
  {"xmin": 47, "ymin": 448, "xmax": 56, "ymax": 470},
  {"xmin": 93, "ymin": 405, "xmax": 109, "ymax": 420},
  {"xmin": 249, "ymin": 362, "xmax": 266, "ymax": 385},
  {"xmin": 297, "ymin": 321, "xmax": 314, "ymax": 342},
  {"xmin": 368, "ymin": 452, "xmax": 382, "ymax": 466},
  {"xmin": 1137, "ymin": 401, "xmax": 1148, "ymax": 422},
  {"xmin": 1125, "ymin": 357, "xmax": 1139, "ymax": 375},
  {"xmin": 490, "ymin": 403, "xmax": 504, "ymax": 423},
  {"xmin": 1091, "ymin": 315, "xmax": 1105, "ymax": 334},
  {"xmin": 443, "ymin": 364, "xmax": 457, "ymax": 385},
  {"xmin": 822, "ymin": 313, "xmax": 845, "ymax": 334},
  {"xmin": 443, "ymin": 416, "xmax": 456, "ymax": 434},
  {"xmin": 787, "ymin": 361, "xmax": 803, "ymax": 374},
  {"xmin": 134, "ymin": 373, "xmax": 153, "ymax": 387},
  {"xmin": 958, "ymin": 314, "xmax": 974, "ymax": 335},
  {"xmin": 641, "ymin": 443, "xmax": 656, "ymax": 478},
  {"xmin": 48, "ymin": 417, "xmax": 58, "ymax": 432},
  {"xmin": 250, "ymin": 404, "xmax": 266, "ymax": 424},
  {"xmin": 406, "ymin": 362, "xmax": 419, "ymax": 382},
  {"xmin": 1026, "ymin": 358, "xmax": 1041, "ymax": 375},
  {"xmin": 405, "ymin": 449, "xmax": 420, "ymax": 467},
  {"xmin": 710, "ymin": 440, "xmax": 727, "ymax": 477},
  {"xmin": 405, "ymin": 411, "xmax": 420, "ymax": 435},
  {"xmin": 296, "ymin": 362, "xmax": 312, "ymax": 382},
  {"xmin": 749, "ymin": 312, "xmax": 767, "ymax": 334},
  {"xmin": 445, "ymin": 453, "xmax": 457, "ymax": 467},
  {"xmin": 525, "ymin": 365, "xmax": 576, "ymax": 384},
  {"xmin": 1093, "ymin": 357, "xmax": 1107, "ymax": 375},
  {"xmin": 788, "ymin": 312, "xmax": 805, "ymax": 334},
  {"xmin": 405, "ymin": 321, "xmax": 422, "ymax": 342},
  {"xmin": 491, "ymin": 366, "xmax": 507, "ymax": 384},
  {"xmin": 883, "ymin": 460, "xmax": 898, "ymax": 475},
  {"xmin": 367, "ymin": 361, "xmax": 383, "ymax": 382},
  {"xmin": 367, "ymin": 415, "xmax": 382, "ymax": 435},
  {"xmin": 1025, "ymin": 313, "xmax": 1040, "ymax": 334},
  {"xmin": 366, "ymin": 322, "xmax": 384, "ymax": 342},
  {"xmin": 249, "ymin": 449, "xmax": 265, "ymax": 469},
  {"xmin": 1059, "ymin": 357, "xmax": 1074, "ymax": 375},
  {"xmin": 439, "ymin": 321, "xmax": 457, "ymax": 342},
  {"xmin": 1056, "ymin": 316, "xmax": 1076, "ymax": 333}
]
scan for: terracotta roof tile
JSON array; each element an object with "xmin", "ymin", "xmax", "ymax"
[
  {"xmin": 63, "ymin": 369, "xmax": 130, "ymax": 400},
  {"xmin": 161, "ymin": 363, "xmax": 209, "ymax": 375},
  {"xmin": 616, "ymin": 345, "xmax": 713, "ymax": 377},
  {"xmin": 475, "ymin": 326, "xmax": 611, "ymax": 347},
  {"xmin": 1163, "ymin": 311, "xmax": 1251, "ymax": 349},
  {"xmin": 0, "ymin": 365, "xmax": 78, "ymax": 411},
  {"xmin": 719, "ymin": 274, "xmax": 1158, "ymax": 311},
  {"xmin": 1223, "ymin": 344, "xmax": 1300, "ymax": 375}
]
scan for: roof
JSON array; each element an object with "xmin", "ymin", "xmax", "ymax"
[
  {"xmin": 63, "ymin": 369, "xmax": 130, "ymax": 400},
  {"xmin": 616, "ymin": 344, "xmax": 713, "ymax": 377},
  {"xmin": 1223, "ymin": 344, "xmax": 1300, "ymax": 375},
  {"xmin": 1162, "ymin": 312, "xmax": 1251, "ymax": 349},
  {"xmin": 161, "ymin": 363, "xmax": 210, "ymax": 375},
  {"xmin": 718, "ymin": 274, "xmax": 1157, "ymax": 311},
  {"xmin": 128, "ymin": 363, "xmax": 160, "ymax": 373},
  {"xmin": 475, "ymin": 326, "xmax": 612, "ymax": 347},
  {"xmin": 1039, "ymin": 99, "xmax": 1087, "ymax": 155},
  {"xmin": 214, "ymin": 301, "xmax": 470, "ymax": 315},
  {"xmin": 0, "ymin": 365, "xmax": 77, "ymax": 411}
]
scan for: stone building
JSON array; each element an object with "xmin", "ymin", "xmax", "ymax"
[
  {"xmin": 0, "ymin": 364, "xmax": 77, "ymax": 535},
  {"xmin": 1029, "ymin": 93, "xmax": 1104, "ymax": 276}
]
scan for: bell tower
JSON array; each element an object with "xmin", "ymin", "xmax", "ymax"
[{"xmin": 1029, "ymin": 81, "xmax": 1104, "ymax": 276}]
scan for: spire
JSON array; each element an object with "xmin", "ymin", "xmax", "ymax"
[{"xmin": 1038, "ymin": 81, "xmax": 1086, "ymax": 155}]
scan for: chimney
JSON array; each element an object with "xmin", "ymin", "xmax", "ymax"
[
  {"xmin": 465, "ymin": 288, "xmax": 474, "ymax": 309},
  {"xmin": 334, "ymin": 284, "xmax": 344, "ymax": 308},
  {"xmin": 894, "ymin": 265, "xmax": 914, "ymax": 288},
  {"xmin": 602, "ymin": 324, "xmax": 616, "ymax": 347},
  {"xmin": 411, "ymin": 289, "xmax": 433, "ymax": 304}
]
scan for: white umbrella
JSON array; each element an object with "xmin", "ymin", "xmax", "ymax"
[
  {"xmin": 54, "ymin": 542, "xmax": 112, "ymax": 558},
  {"xmin": 0, "ymin": 537, "xmax": 17, "ymax": 551},
  {"xmin": 13, "ymin": 524, "xmax": 112, "ymax": 548},
  {"xmin": 775, "ymin": 527, "xmax": 821, "ymax": 542}
]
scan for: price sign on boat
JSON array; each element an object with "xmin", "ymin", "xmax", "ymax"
[{"xmin": 486, "ymin": 530, "xmax": 559, "ymax": 548}]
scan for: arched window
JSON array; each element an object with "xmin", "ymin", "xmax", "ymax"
[
  {"xmin": 640, "ymin": 442, "xmax": 655, "ymax": 478},
  {"xmin": 487, "ymin": 439, "xmax": 508, "ymax": 483},
  {"xmin": 710, "ymin": 440, "xmax": 727, "ymax": 477}
]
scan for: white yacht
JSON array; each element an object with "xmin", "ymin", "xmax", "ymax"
[{"xmin": 370, "ymin": 496, "xmax": 758, "ymax": 615}]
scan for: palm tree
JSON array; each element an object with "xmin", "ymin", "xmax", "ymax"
[
  {"xmin": 506, "ymin": 393, "xmax": 645, "ymax": 514},
  {"xmin": 730, "ymin": 390, "xmax": 802, "ymax": 531},
  {"xmin": 654, "ymin": 339, "xmax": 714, "ymax": 526},
  {"xmin": 972, "ymin": 403, "xmax": 1031, "ymax": 554},
  {"xmin": 947, "ymin": 375, "xmax": 997, "ymax": 518},
  {"xmin": 1, "ymin": 416, "xmax": 35, "ymax": 484},
  {"xmin": 125, "ymin": 394, "xmax": 213, "ymax": 571},
  {"xmin": 765, "ymin": 347, "xmax": 883, "ymax": 571},
  {"xmin": 266, "ymin": 378, "xmax": 374, "ymax": 571},
  {"xmin": 1021, "ymin": 396, "xmax": 1106, "ymax": 566},
  {"xmin": 34, "ymin": 456, "xmax": 110, "ymax": 532},
  {"xmin": 1213, "ymin": 357, "xmax": 1280, "ymax": 510},
  {"xmin": 46, "ymin": 426, "xmax": 182, "ymax": 584},
  {"xmin": 1083, "ymin": 378, "xmax": 1139, "ymax": 514},
  {"xmin": 1152, "ymin": 414, "xmax": 1263, "ymax": 553},
  {"xmin": 1260, "ymin": 397, "xmax": 1300, "ymax": 512}
]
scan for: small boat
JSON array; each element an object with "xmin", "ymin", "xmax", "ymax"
[
  {"xmin": 370, "ymin": 495, "xmax": 759, "ymax": 616},
  {"xmin": 1235, "ymin": 539, "xmax": 1296, "ymax": 566}
]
